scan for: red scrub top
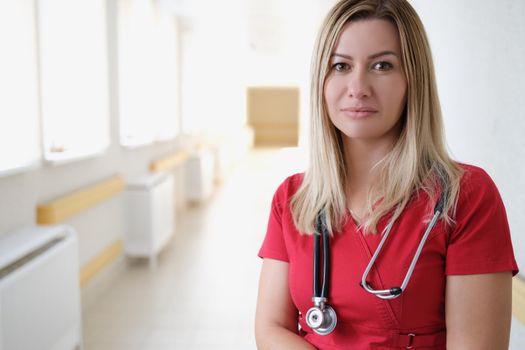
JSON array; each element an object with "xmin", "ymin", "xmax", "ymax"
[{"xmin": 258, "ymin": 163, "xmax": 519, "ymax": 350}]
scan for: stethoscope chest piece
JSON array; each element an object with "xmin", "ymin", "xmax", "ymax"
[{"xmin": 306, "ymin": 298, "xmax": 337, "ymax": 335}]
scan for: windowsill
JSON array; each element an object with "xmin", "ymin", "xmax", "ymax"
[
  {"xmin": 120, "ymin": 135, "xmax": 178, "ymax": 150},
  {"xmin": 43, "ymin": 147, "xmax": 108, "ymax": 166},
  {"xmin": 0, "ymin": 161, "xmax": 41, "ymax": 179}
]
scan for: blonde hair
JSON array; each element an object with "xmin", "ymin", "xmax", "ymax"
[{"xmin": 290, "ymin": 0, "xmax": 464, "ymax": 235}]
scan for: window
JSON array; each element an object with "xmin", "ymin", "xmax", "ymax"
[
  {"xmin": 0, "ymin": 1, "xmax": 41, "ymax": 176},
  {"xmin": 38, "ymin": 0, "xmax": 110, "ymax": 162},
  {"xmin": 118, "ymin": 0, "xmax": 179, "ymax": 147},
  {"xmin": 0, "ymin": 0, "xmax": 40, "ymax": 174}
]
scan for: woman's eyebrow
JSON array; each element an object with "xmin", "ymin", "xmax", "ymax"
[{"xmin": 331, "ymin": 51, "xmax": 399, "ymax": 60}]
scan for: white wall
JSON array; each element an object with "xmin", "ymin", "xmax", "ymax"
[
  {"xmin": 408, "ymin": 0, "xmax": 524, "ymax": 271},
  {"xmin": 409, "ymin": 0, "xmax": 525, "ymax": 346}
]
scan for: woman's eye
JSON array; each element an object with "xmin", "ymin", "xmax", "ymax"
[
  {"xmin": 332, "ymin": 62, "xmax": 350, "ymax": 72},
  {"xmin": 373, "ymin": 61, "xmax": 393, "ymax": 71}
]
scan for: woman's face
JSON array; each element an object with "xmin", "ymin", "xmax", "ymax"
[{"xmin": 324, "ymin": 19, "xmax": 407, "ymax": 142}]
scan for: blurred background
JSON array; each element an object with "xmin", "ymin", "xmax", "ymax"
[{"xmin": 0, "ymin": 0, "xmax": 523, "ymax": 349}]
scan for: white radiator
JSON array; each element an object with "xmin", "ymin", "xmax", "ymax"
[
  {"xmin": 186, "ymin": 149, "xmax": 215, "ymax": 203},
  {"xmin": 0, "ymin": 225, "xmax": 83, "ymax": 350},
  {"xmin": 125, "ymin": 172, "xmax": 175, "ymax": 271}
]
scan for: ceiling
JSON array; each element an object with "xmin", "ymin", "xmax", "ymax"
[{"xmin": 158, "ymin": 0, "xmax": 337, "ymax": 54}]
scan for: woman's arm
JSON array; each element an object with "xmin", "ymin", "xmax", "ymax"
[
  {"xmin": 445, "ymin": 271, "xmax": 513, "ymax": 349},
  {"xmin": 255, "ymin": 258, "xmax": 317, "ymax": 350}
]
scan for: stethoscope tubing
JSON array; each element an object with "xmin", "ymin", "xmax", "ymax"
[
  {"xmin": 313, "ymin": 215, "xmax": 330, "ymax": 299},
  {"xmin": 360, "ymin": 209, "xmax": 441, "ymax": 299},
  {"xmin": 308, "ymin": 171, "xmax": 448, "ymax": 335}
]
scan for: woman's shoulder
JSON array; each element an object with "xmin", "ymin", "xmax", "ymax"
[
  {"xmin": 456, "ymin": 161, "xmax": 489, "ymax": 177},
  {"xmin": 455, "ymin": 161, "xmax": 497, "ymax": 186},
  {"xmin": 453, "ymin": 161, "xmax": 502, "ymax": 204},
  {"xmin": 273, "ymin": 172, "xmax": 305, "ymax": 200}
]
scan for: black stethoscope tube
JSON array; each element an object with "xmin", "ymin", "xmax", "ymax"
[
  {"xmin": 313, "ymin": 215, "xmax": 330, "ymax": 299},
  {"xmin": 307, "ymin": 213, "xmax": 337, "ymax": 335},
  {"xmin": 322, "ymin": 226, "xmax": 329, "ymax": 298}
]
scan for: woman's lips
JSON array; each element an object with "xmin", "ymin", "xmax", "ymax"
[{"xmin": 340, "ymin": 108, "xmax": 378, "ymax": 119}]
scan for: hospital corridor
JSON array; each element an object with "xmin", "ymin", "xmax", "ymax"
[{"xmin": 80, "ymin": 148, "xmax": 305, "ymax": 349}]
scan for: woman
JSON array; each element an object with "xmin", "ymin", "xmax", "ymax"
[{"xmin": 255, "ymin": 0, "xmax": 519, "ymax": 349}]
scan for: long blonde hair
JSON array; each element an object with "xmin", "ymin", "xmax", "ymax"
[{"xmin": 290, "ymin": 0, "xmax": 464, "ymax": 235}]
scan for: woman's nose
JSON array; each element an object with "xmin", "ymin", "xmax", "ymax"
[{"xmin": 346, "ymin": 70, "xmax": 371, "ymax": 99}]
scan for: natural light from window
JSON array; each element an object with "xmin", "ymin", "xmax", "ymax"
[
  {"xmin": 38, "ymin": 0, "xmax": 110, "ymax": 162},
  {"xmin": 118, "ymin": 0, "xmax": 179, "ymax": 148},
  {"xmin": 0, "ymin": 1, "xmax": 41, "ymax": 176}
]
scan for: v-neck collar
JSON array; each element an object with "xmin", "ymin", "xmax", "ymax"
[{"xmin": 345, "ymin": 209, "xmax": 401, "ymax": 328}]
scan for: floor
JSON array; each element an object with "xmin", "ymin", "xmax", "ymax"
[
  {"xmin": 81, "ymin": 147, "xmax": 306, "ymax": 350},
  {"xmin": 80, "ymin": 147, "xmax": 525, "ymax": 350}
]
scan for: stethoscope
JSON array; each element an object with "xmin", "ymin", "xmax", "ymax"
[{"xmin": 305, "ymin": 189, "xmax": 447, "ymax": 336}]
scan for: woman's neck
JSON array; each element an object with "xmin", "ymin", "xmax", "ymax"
[
  {"xmin": 342, "ymin": 134, "xmax": 398, "ymax": 221},
  {"xmin": 343, "ymin": 137, "xmax": 395, "ymax": 189}
]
